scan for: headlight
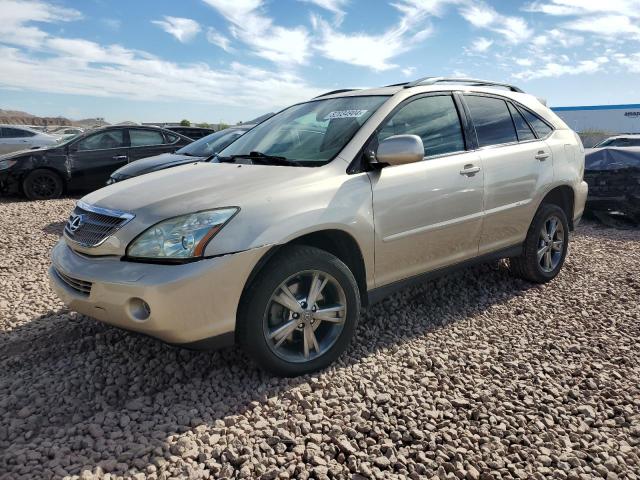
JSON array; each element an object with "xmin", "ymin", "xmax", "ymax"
[
  {"xmin": 0, "ymin": 160, "xmax": 17, "ymax": 171},
  {"xmin": 127, "ymin": 208, "xmax": 239, "ymax": 260}
]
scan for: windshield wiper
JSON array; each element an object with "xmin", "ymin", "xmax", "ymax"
[{"xmin": 218, "ymin": 151, "xmax": 302, "ymax": 166}]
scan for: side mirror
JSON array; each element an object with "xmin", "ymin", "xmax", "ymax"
[{"xmin": 375, "ymin": 135, "xmax": 424, "ymax": 166}]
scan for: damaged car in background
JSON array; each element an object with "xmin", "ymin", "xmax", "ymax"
[
  {"xmin": 0, "ymin": 125, "xmax": 191, "ymax": 200},
  {"xmin": 584, "ymin": 145, "xmax": 640, "ymax": 225}
]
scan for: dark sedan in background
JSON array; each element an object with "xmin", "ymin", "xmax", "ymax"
[
  {"xmin": 107, "ymin": 125, "xmax": 252, "ymax": 184},
  {"xmin": 0, "ymin": 126, "xmax": 191, "ymax": 199},
  {"xmin": 166, "ymin": 126, "xmax": 217, "ymax": 140}
]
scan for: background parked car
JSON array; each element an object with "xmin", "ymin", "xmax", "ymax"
[
  {"xmin": 593, "ymin": 134, "xmax": 640, "ymax": 148},
  {"xmin": 0, "ymin": 125, "xmax": 59, "ymax": 154},
  {"xmin": 107, "ymin": 125, "xmax": 252, "ymax": 183},
  {"xmin": 0, "ymin": 125, "xmax": 191, "ymax": 200},
  {"xmin": 166, "ymin": 126, "xmax": 216, "ymax": 140}
]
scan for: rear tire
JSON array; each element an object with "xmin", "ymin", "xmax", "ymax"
[
  {"xmin": 509, "ymin": 203, "xmax": 569, "ymax": 283},
  {"xmin": 23, "ymin": 169, "xmax": 64, "ymax": 200},
  {"xmin": 237, "ymin": 245, "xmax": 360, "ymax": 377}
]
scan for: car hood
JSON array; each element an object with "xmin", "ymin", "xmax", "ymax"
[
  {"xmin": 112, "ymin": 153, "xmax": 205, "ymax": 178},
  {"xmin": 84, "ymin": 161, "xmax": 326, "ymax": 221}
]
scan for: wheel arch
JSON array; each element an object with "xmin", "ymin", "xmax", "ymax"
[
  {"xmin": 539, "ymin": 184, "xmax": 575, "ymax": 230},
  {"xmin": 239, "ymin": 229, "xmax": 370, "ymax": 320},
  {"xmin": 21, "ymin": 167, "xmax": 67, "ymax": 195}
]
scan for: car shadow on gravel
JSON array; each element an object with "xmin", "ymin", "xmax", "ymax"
[
  {"xmin": 42, "ymin": 220, "xmax": 67, "ymax": 236},
  {"xmin": 0, "ymin": 261, "xmax": 536, "ymax": 475}
]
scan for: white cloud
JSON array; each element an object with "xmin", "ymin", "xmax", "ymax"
[
  {"xmin": 564, "ymin": 15, "xmax": 640, "ymax": 39},
  {"xmin": 401, "ymin": 66, "xmax": 416, "ymax": 77},
  {"xmin": 614, "ymin": 52, "xmax": 640, "ymax": 73},
  {"xmin": 0, "ymin": 0, "xmax": 81, "ymax": 48},
  {"xmin": 0, "ymin": 1, "xmax": 321, "ymax": 112},
  {"xmin": 206, "ymin": 28, "xmax": 232, "ymax": 52},
  {"xmin": 470, "ymin": 37, "xmax": 493, "ymax": 53},
  {"xmin": 298, "ymin": 0, "xmax": 349, "ymax": 24},
  {"xmin": 152, "ymin": 16, "xmax": 201, "ymax": 43},
  {"xmin": 459, "ymin": 2, "xmax": 532, "ymax": 44},
  {"xmin": 513, "ymin": 56, "xmax": 609, "ymax": 80},
  {"xmin": 526, "ymin": 0, "xmax": 640, "ymax": 17},
  {"xmin": 515, "ymin": 58, "xmax": 533, "ymax": 67},
  {"xmin": 202, "ymin": 0, "xmax": 310, "ymax": 65},
  {"xmin": 310, "ymin": 1, "xmax": 439, "ymax": 71},
  {"xmin": 532, "ymin": 28, "xmax": 583, "ymax": 48}
]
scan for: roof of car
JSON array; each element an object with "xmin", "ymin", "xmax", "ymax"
[{"xmin": 607, "ymin": 134, "xmax": 640, "ymax": 139}]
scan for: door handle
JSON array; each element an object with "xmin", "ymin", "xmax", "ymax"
[
  {"xmin": 460, "ymin": 164, "xmax": 481, "ymax": 176},
  {"xmin": 535, "ymin": 151, "xmax": 550, "ymax": 161},
  {"xmin": 112, "ymin": 155, "xmax": 128, "ymax": 161}
]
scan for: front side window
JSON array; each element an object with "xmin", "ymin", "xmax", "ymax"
[
  {"xmin": 376, "ymin": 95, "xmax": 465, "ymax": 158},
  {"xmin": 3, "ymin": 127, "xmax": 36, "ymax": 138},
  {"xmin": 76, "ymin": 130, "xmax": 125, "ymax": 151},
  {"xmin": 130, "ymin": 129, "xmax": 165, "ymax": 147},
  {"xmin": 178, "ymin": 129, "xmax": 246, "ymax": 157},
  {"xmin": 465, "ymin": 95, "xmax": 518, "ymax": 147},
  {"xmin": 508, "ymin": 103, "xmax": 536, "ymax": 142},
  {"xmin": 219, "ymin": 96, "xmax": 388, "ymax": 164}
]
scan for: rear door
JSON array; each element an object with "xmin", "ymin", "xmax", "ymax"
[
  {"xmin": 67, "ymin": 129, "xmax": 129, "ymax": 189},
  {"xmin": 462, "ymin": 94, "xmax": 553, "ymax": 254},
  {"xmin": 369, "ymin": 93, "xmax": 484, "ymax": 286},
  {"xmin": 127, "ymin": 128, "xmax": 176, "ymax": 162}
]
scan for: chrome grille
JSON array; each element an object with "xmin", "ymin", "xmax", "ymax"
[
  {"xmin": 53, "ymin": 267, "xmax": 92, "ymax": 296},
  {"xmin": 64, "ymin": 201, "xmax": 134, "ymax": 247}
]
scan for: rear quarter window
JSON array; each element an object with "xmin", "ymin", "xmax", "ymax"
[{"xmin": 519, "ymin": 108, "xmax": 553, "ymax": 138}]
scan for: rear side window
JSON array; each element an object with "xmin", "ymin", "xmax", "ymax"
[
  {"xmin": 465, "ymin": 96, "xmax": 518, "ymax": 147},
  {"xmin": 377, "ymin": 95, "xmax": 465, "ymax": 157},
  {"xmin": 508, "ymin": 103, "xmax": 536, "ymax": 141},
  {"xmin": 77, "ymin": 130, "xmax": 125, "ymax": 151},
  {"xmin": 129, "ymin": 129, "xmax": 165, "ymax": 147},
  {"xmin": 520, "ymin": 109, "xmax": 553, "ymax": 138},
  {"xmin": 2, "ymin": 127, "xmax": 36, "ymax": 138}
]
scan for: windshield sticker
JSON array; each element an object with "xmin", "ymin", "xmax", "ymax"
[{"xmin": 324, "ymin": 109, "xmax": 368, "ymax": 120}]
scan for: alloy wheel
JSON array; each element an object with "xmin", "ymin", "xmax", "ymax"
[
  {"xmin": 537, "ymin": 215, "xmax": 565, "ymax": 273},
  {"xmin": 32, "ymin": 174, "xmax": 57, "ymax": 198},
  {"xmin": 263, "ymin": 270, "xmax": 346, "ymax": 363}
]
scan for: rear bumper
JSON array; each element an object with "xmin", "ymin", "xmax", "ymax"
[
  {"xmin": 574, "ymin": 181, "xmax": 588, "ymax": 226},
  {"xmin": 49, "ymin": 240, "xmax": 271, "ymax": 345}
]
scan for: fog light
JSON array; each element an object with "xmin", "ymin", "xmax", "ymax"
[{"xmin": 129, "ymin": 298, "xmax": 151, "ymax": 321}]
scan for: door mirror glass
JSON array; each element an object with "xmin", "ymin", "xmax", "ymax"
[{"xmin": 376, "ymin": 134, "xmax": 424, "ymax": 166}]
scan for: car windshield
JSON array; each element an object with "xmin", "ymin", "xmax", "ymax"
[
  {"xmin": 218, "ymin": 95, "xmax": 388, "ymax": 165},
  {"xmin": 177, "ymin": 129, "xmax": 246, "ymax": 157}
]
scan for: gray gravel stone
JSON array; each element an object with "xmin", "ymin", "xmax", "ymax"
[{"xmin": 1, "ymin": 198, "xmax": 639, "ymax": 479}]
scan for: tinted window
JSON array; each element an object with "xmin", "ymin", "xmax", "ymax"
[
  {"xmin": 520, "ymin": 109, "xmax": 553, "ymax": 138},
  {"xmin": 3, "ymin": 127, "xmax": 36, "ymax": 138},
  {"xmin": 465, "ymin": 96, "xmax": 518, "ymax": 147},
  {"xmin": 508, "ymin": 103, "xmax": 536, "ymax": 141},
  {"xmin": 77, "ymin": 130, "xmax": 125, "ymax": 151},
  {"xmin": 377, "ymin": 95, "xmax": 465, "ymax": 157},
  {"xmin": 179, "ymin": 129, "xmax": 246, "ymax": 157},
  {"xmin": 130, "ymin": 129, "xmax": 165, "ymax": 147}
]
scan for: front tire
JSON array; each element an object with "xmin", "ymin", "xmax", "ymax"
[
  {"xmin": 23, "ymin": 169, "xmax": 64, "ymax": 200},
  {"xmin": 237, "ymin": 245, "xmax": 360, "ymax": 376},
  {"xmin": 509, "ymin": 203, "xmax": 569, "ymax": 283}
]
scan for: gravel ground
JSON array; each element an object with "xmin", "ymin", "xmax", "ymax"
[{"xmin": 1, "ymin": 197, "xmax": 639, "ymax": 480}]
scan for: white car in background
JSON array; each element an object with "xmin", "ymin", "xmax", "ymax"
[
  {"xmin": 0, "ymin": 125, "xmax": 59, "ymax": 154},
  {"xmin": 593, "ymin": 134, "xmax": 640, "ymax": 148}
]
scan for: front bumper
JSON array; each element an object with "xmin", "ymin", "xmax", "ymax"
[{"xmin": 49, "ymin": 240, "xmax": 271, "ymax": 345}]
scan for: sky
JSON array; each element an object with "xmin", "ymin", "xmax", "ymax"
[{"xmin": 0, "ymin": 0, "xmax": 639, "ymax": 124}]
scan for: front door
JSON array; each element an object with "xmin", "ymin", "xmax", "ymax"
[
  {"xmin": 369, "ymin": 94, "xmax": 484, "ymax": 287},
  {"xmin": 67, "ymin": 129, "xmax": 129, "ymax": 189}
]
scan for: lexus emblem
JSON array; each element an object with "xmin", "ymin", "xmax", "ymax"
[{"xmin": 68, "ymin": 214, "xmax": 84, "ymax": 233}]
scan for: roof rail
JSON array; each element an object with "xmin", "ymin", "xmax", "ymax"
[
  {"xmin": 404, "ymin": 76, "xmax": 524, "ymax": 93},
  {"xmin": 313, "ymin": 89, "xmax": 359, "ymax": 99}
]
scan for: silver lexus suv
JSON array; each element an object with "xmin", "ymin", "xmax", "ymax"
[{"xmin": 50, "ymin": 77, "xmax": 588, "ymax": 376}]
